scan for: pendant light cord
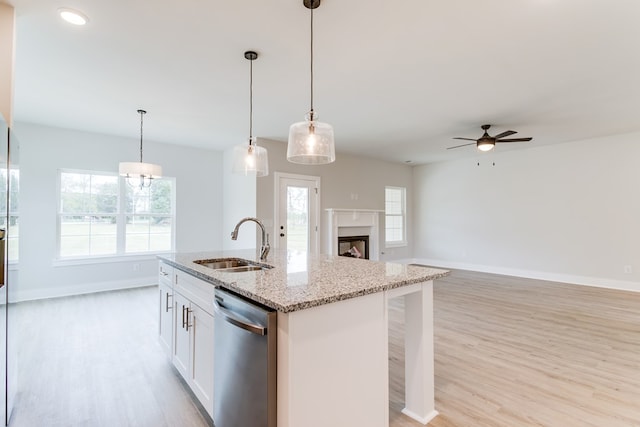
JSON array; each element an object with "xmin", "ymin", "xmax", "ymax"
[
  {"xmin": 249, "ymin": 56, "xmax": 254, "ymax": 141},
  {"xmin": 138, "ymin": 109, "xmax": 145, "ymax": 163},
  {"xmin": 310, "ymin": 3, "xmax": 314, "ymax": 117}
]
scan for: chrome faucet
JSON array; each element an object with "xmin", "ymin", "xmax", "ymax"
[{"xmin": 231, "ymin": 217, "xmax": 270, "ymax": 261}]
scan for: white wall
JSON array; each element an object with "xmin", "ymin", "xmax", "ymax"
[
  {"xmin": 257, "ymin": 139, "xmax": 414, "ymax": 261},
  {"xmin": 222, "ymin": 145, "xmax": 257, "ymax": 250},
  {"xmin": 413, "ymin": 131, "xmax": 640, "ymax": 291},
  {"xmin": 15, "ymin": 122, "xmax": 223, "ymax": 300}
]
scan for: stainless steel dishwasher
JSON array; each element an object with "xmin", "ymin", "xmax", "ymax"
[{"xmin": 213, "ymin": 288, "xmax": 277, "ymax": 427}]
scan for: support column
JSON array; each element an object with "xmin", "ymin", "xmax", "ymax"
[{"xmin": 402, "ymin": 280, "xmax": 438, "ymax": 424}]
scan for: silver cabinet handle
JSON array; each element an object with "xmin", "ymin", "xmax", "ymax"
[
  {"xmin": 182, "ymin": 304, "xmax": 187, "ymax": 329},
  {"xmin": 165, "ymin": 292, "xmax": 172, "ymax": 312},
  {"xmin": 185, "ymin": 308, "xmax": 193, "ymax": 332},
  {"xmin": 160, "ymin": 271, "xmax": 169, "ymax": 277},
  {"xmin": 213, "ymin": 300, "xmax": 267, "ymax": 336}
]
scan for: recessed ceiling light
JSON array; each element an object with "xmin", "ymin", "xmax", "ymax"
[{"xmin": 58, "ymin": 8, "xmax": 89, "ymax": 26}]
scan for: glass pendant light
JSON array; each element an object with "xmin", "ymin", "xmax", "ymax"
[
  {"xmin": 119, "ymin": 109, "xmax": 162, "ymax": 188},
  {"xmin": 232, "ymin": 51, "xmax": 269, "ymax": 177},
  {"xmin": 287, "ymin": 0, "xmax": 335, "ymax": 165}
]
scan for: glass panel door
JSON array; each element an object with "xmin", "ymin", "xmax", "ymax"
[{"xmin": 276, "ymin": 173, "xmax": 320, "ymax": 255}]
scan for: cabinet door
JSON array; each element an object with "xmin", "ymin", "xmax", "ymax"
[
  {"xmin": 190, "ymin": 304, "xmax": 214, "ymax": 418},
  {"xmin": 172, "ymin": 291, "xmax": 190, "ymax": 380},
  {"xmin": 158, "ymin": 282, "xmax": 173, "ymax": 357}
]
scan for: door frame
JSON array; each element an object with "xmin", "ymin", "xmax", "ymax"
[{"xmin": 273, "ymin": 172, "xmax": 321, "ymax": 254}]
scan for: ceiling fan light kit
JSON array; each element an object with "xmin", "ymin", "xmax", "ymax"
[
  {"xmin": 448, "ymin": 124, "xmax": 533, "ymax": 152},
  {"xmin": 287, "ymin": 0, "xmax": 336, "ymax": 165}
]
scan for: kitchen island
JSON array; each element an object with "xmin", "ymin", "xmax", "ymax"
[{"xmin": 158, "ymin": 249, "xmax": 448, "ymax": 427}]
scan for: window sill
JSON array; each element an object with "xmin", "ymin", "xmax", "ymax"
[
  {"xmin": 385, "ymin": 242, "xmax": 407, "ymax": 249},
  {"xmin": 52, "ymin": 251, "xmax": 173, "ymax": 267}
]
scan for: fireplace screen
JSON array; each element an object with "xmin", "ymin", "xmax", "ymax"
[{"xmin": 338, "ymin": 235, "xmax": 369, "ymax": 260}]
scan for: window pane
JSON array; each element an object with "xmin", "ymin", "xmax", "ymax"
[
  {"xmin": 150, "ymin": 234, "xmax": 171, "ymax": 251},
  {"xmin": 61, "ymin": 172, "xmax": 118, "ymax": 214},
  {"xmin": 150, "ymin": 180, "xmax": 172, "ymax": 214},
  {"xmin": 58, "ymin": 171, "xmax": 175, "ymax": 258},
  {"xmin": 60, "ymin": 236, "xmax": 90, "ymax": 257},
  {"xmin": 0, "ymin": 169, "xmax": 19, "ymax": 214},
  {"xmin": 126, "ymin": 185, "xmax": 150, "ymax": 214},
  {"xmin": 91, "ymin": 236, "xmax": 117, "ymax": 255},
  {"xmin": 126, "ymin": 234, "xmax": 150, "ymax": 253},
  {"xmin": 60, "ymin": 216, "xmax": 90, "ymax": 236},
  {"xmin": 61, "ymin": 172, "xmax": 89, "ymax": 194},
  {"xmin": 385, "ymin": 187, "xmax": 406, "ymax": 244},
  {"xmin": 126, "ymin": 215, "xmax": 151, "ymax": 253},
  {"xmin": 61, "ymin": 193, "xmax": 90, "ymax": 214},
  {"xmin": 60, "ymin": 215, "xmax": 117, "ymax": 256},
  {"xmin": 287, "ymin": 186, "xmax": 309, "ymax": 252}
]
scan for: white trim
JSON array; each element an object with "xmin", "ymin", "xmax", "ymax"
[
  {"xmin": 384, "ymin": 186, "xmax": 407, "ymax": 247},
  {"xmin": 274, "ymin": 172, "xmax": 321, "ymax": 254},
  {"xmin": 9, "ymin": 277, "xmax": 157, "ymax": 302},
  {"xmin": 411, "ymin": 258, "xmax": 640, "ymax": 293},
  {"xmin": 56, "ymin": 169, "xmax": 176, "ymax": 259},
  {"xmin": 323, "ymin": 208, "xmax": 384, "ymax": 213},
  {"xmin": 401, "ymin": 408, "xmax": 439, "ymax": 425},
  {"xmin": 326, "ymin": 209, "xmax": 381, "ymax": 261},
  {"xmin": 52, "ymin": 252, "xmax": 168, "ymax": 267},
  {"xmin": 385, "ymin": 242, "xmax": 407, "ymax": 249}
]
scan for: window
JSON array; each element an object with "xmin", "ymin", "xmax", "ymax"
[
  {"xmin": 385, "ymin": 186, "xmax": 406, "ymax": 247},
  {"xmin": 58, "ymin": 170, "xmax": 174, "ymax": 258}
]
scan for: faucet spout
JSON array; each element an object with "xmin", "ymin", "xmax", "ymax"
[{"xmin": 231, "ymin": 217, "xmax": 270, "ymax": 261}]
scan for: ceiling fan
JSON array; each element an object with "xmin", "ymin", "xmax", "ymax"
[{"xmin": 448, "ymin": 124, "xmax": 533, "ymax": 151}]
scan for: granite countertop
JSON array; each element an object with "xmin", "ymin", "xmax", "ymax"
[{"xmin": 158, "ymin": 249, "xmax": 449, "ymax": 313}]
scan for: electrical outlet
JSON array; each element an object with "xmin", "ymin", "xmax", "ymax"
[{"xmin": 623, "ymin": 265, "xmax": 633, "ymax": 274}]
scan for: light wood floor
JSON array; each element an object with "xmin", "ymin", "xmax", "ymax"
[
  {"xmin": 390, "ymin": 270, "xmax": 640, "ymax": 427},
  {"xmin": 10, "ymin": 287, "xmax": 212, "ymax": 427},
  {"xmin": 9, "ymin": 270, "xmax": 640, "ymax": 426}
]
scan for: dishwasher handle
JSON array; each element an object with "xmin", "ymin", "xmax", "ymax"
[{"xmin": 214, "ymin": 299, "xmax": 268, "ymax": 336}]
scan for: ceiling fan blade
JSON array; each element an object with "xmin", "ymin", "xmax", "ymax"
[
  {"xmin": 447, "ymin": 142, "xmax": 477, "ymax": 150},
  {"xmin": 492, "ymin": 130, "xmax": 517, "ymax": 139},
  {"xmin": 496, "ymin": 137, "xmax": 532, "ymax": 143},
  {"xmin": 452, "ymin": 137, "xmax": 477, "ymax": 141}
]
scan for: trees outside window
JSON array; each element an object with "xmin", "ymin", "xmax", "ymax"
[{"xmin": 58, "ymin": 170, "xmax": 175, "ymax": 258}]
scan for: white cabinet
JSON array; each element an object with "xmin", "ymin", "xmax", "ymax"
[
  {"xmin": 158, "ymin": 262, "xmax": 174, "ymax": 358},
  {"xmin": 189, "ymin": 303, "xmax": 214, "ymax": 412},
  {"xmin": 172, "ymin": 291, "xmax": 191, "ymax": 380},
  {"xmin": 161, "ymin": 267, "xmax": 216, "ymax": 419}
]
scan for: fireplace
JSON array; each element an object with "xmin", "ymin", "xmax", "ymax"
[
  {"xmin": 338, "ymin": 235, "xmax": 369, "ymax": 260},
  {"xmin": 326, "ymin": 209, "xmax": 382, "ymax": 261}
]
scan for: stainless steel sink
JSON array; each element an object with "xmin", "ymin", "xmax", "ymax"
[{"xmin": 194, "ymin": 258, "xmax": 272, "ymax": 273}]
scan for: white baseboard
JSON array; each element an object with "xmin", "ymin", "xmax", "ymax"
[
  {"xmin": 388, "ymin": 257, "xmax": 415, "ymax": 265},
  {"xmin": 10, "ymin": 276, "xmax": 157, "ymax": 302},
  {"xmin": 411, "ymin": 258, "xmax": 640, "ymax": 293},
  {"xmin": 401, "ymin": 408, "xmax": 439, "ymax": 425}
]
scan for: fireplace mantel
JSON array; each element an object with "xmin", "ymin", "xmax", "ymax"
[{"xmin": 326, "ymin": 209, "xmax": 383, "ymax": 261}]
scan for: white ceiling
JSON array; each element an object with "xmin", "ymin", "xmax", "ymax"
[{"xmin": 6, "ymin": 0, "xmax": 640, "ymax": 164}]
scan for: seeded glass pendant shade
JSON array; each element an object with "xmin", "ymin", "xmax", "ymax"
[
  {"xmin": 287, "ymin": 112, "xmax": 335, "ymax": 164},
  {"xmin": 232, "ymin": 51, "xmax": 269, "ymax": 177},
  {"xmin": 287, "ymin": 0, "xmax": 336, "ymax": 165},
  {"xmin": 119, "ymin": 109, "xmax": 162, "ymax": 188},
  {"xmin": 232, "ymin": 137, "xmax": 269, "ymax": 177}
]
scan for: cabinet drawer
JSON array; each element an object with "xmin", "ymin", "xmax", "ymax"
[
  {"xmin": 159, "ymin": 262, "xmax": 174, "ymax": 286},
  {"xmin": 175, "ymin": 271, "xmax": 216, "ymax": 316}
]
